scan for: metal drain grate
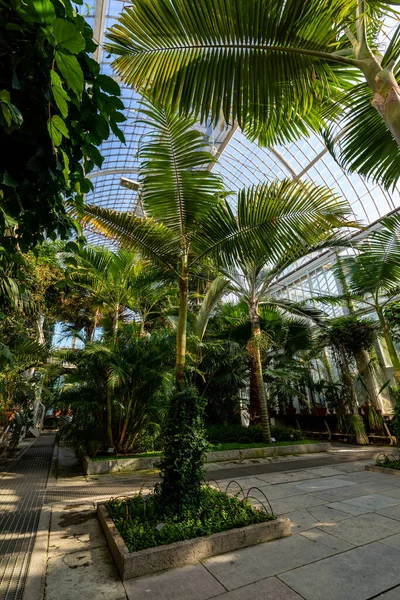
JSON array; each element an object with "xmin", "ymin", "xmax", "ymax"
[{"xmin": 0, "ymin": 434, "xmax": 55, "ymax": 600}]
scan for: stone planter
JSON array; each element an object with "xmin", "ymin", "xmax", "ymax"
[
  {"xmin": 82, "ymin": 442, "xmax": 332, "ymax": 474},
  {"xmin": 365, "ymin": 464, "xmax": 400, "ymax": 477},
  {"xmin": 97, "ymin": 504, "xmax": 290, "ymax": 581}
]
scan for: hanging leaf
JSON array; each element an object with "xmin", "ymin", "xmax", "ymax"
[
  {"xmin": 83, "ymin": 143, "xmax": 104, "ymax": 168},
  {"xmin": 55, "ymin": 51, "xmax": 84, "ymax": 98},
  {"xmin": 61, "ymin": 150, "xmax": 70, "ymax": 187},
  {"xmin": 110, "ymin": 111, "xmax": 126, "ymax": 123},
  {"xmin": 110, "ymin": 120, "xmax": 126, "ymax": 144},
  {"xmin": 96, "ymin": 74, "xmax": 121, "ymax": 96},
  {"xmin": 51, "ymin": 71, "xmax": 70, "ymax": 118},
  {"xmin": 47, "ymin": 115, "xmax": 69, "ymax": 146},
  {"xmin": 53, "ymin": 19, "xmax": 86, "ymax": 54},
  {"xmin": 90, "ymin": 113, "xmax": 110, "ymax": 140}
]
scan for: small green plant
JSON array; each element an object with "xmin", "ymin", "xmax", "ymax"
[
  {"xmin": 106, "ymin": 486, "xmax": 274, "ymax": 552},
  {"xmin": 375, "ymin": 453, "xmax": 400, "ymax": 470}
]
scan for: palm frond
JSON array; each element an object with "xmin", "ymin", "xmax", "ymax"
[
  {"xmin": 138, "ymin": 100, "xmax": 225, "ymax": 237},
  {"xmin": 77, "ymin": 205, "xmax": 180, "ymax": 273},
  {"xmin": 193, "ymin": 179, "xmax": 356, "ymax": 268},
  {"xmin": 195, "ymin": 276, "xmax": 230, "ymax": 342},
  {"xmin": 105, "ymin": 0, "xmax": 360, "ymax": 144}
]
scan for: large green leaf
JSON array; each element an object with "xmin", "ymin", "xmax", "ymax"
[
  {"xmin": 105, "ymin": 0, "xmax": 359, "ymax": 145},
  {"xmin": 53, "ymin": 19, "xmax": 86, "ymax": 54},
  {"xmin": 47, "ymin": 115, "xmax": 69, "ymax": 146},
  {"xmin": 51, "ymin": 71, "xmax": 70, "ymax": 118},
  {"xmin": 55, "ymin": 51, "xmax": 84, "ymax": 98}
]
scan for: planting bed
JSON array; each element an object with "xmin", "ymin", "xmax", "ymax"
[{"xmin": 98, "ymin": 488, "xmax": 290, "ymax": 580}]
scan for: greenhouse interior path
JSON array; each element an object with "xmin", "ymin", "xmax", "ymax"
[
  {"xmin": 0, "ymin": 433, "xmax": 55, "ymax": 600},
  {"xmin": 42, "ymin": 443, "xmax": 400, "ymax": 600}
]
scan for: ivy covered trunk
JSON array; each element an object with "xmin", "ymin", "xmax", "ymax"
[
  {"xmin": 158, "ymin": 257, "xmax": 208, "ymax": 514},
  {"xmin": 249, "ymin": 299, "xmax": 272, "ymax": 444},
  {"xmin": 157, "ymin": 388, "xmax": 208, "ymax": 514}
]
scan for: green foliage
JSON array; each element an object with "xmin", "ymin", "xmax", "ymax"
[
  {"xmin": 391, "ymin": 386, "xmax": 400, "ymax": 442},
  {"xmin": 157, "ymin": 388, "xmax": 209, "ymax": 514},
  {"xmin": 327, "ymin": 315, "xmax": 379, "ymax": 355},
  {"xmin": 0, "ymin": 0, "xmax": 125, "ymax": 251},
  {"xmin": 205, "ymin": 423, "xmax": 302, "ymax": 444},
  {"xmin": 384, "ymin": 301, "xmax": 400, "ymax": 343},
  {"xmin": 107, "ymin": 486, "xmax": 273, "ymax": 553},
  {"xmin": 55, "ymin": 328, "xmax": 175, "ymax": 454}
]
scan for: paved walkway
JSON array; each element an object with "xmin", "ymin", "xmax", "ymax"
[
  {"xmin": 0, "ymin": 433, "xmax": 55, "ymax": 600},
  {"xmin": 42, "ymin": 443, "xmax": 400, "ymax": 600}
]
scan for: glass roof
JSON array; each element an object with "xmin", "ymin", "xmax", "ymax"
[{"xmin": 82, "ymin": 1, "xmax": 400, "ymax": 257}]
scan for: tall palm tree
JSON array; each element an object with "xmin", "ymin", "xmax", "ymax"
[
  {"xmin": 78, "ymin": 100, "xmax": 355, "ymax": 509},
  {"xmin": 105, "ymin": 0, "xmax": 400, "ymax": 187},
  {"xmin": 217, "ymin": 216, "xmax": 345, "ymax": 441},
  {"xmin": 334, "ymin": 214, "xmax": 400, "ymax": 383}
]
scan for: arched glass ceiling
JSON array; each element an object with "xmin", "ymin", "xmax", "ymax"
[{"xmin": 83, "ymin": 0, "xmax": 400, "ymax": 255}]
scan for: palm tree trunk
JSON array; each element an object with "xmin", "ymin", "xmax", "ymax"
[
  {"xmin": 249, "ymin": 355, "xmax": 261, "ymax": 424},
  {"xmin": 249, "ymin": 299, "xmax": 272, "ymax": 444},
  {"xmin": 354, "ymin": 348, "xmax": 383, "ymax": 409},
  {"xmin": 377, "ymin": 308, "xmax": 400, "ymax": 384},
  {"xmin": 335, "ymin": 346, "xmax": 368, "ymax": 444},
  {"xmin": 176, "ymin": 261, "xmax": 188, "ymax": 389},
  {"xmin": 106, "ymin": 387, "xmax": 113, "ymax": 448}
]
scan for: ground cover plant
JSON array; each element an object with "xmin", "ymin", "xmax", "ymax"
[
  {"xmin": 106, "ymin": 486, "xmax": 274, "ymax": 552},
  {"xmin": 375, "ymin": 453, "xmax": 400, "ymax": 470}
]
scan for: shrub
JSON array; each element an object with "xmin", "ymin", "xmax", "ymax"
[{"xmin": 205, "ymin": 423, "xmax": 302, "ymax": 444}]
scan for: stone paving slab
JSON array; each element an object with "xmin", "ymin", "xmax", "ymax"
[
  {"xmin": 300, "ymin": 529, "xmax": 354, "ymax": 552},
  {"xmin": 340, "ymin": 493, "xmax": 400, "ymax": 511},
  {"xmin": 326, "ymin": 501, "xmax": 370, "ymax": 516},
  {"xmin": 377, "ymin": 504, "xmax": 400, "ymax": 521},
  {"xmin": 48, "ymin": 503, "xmax": 104, "ymax": 558},
  {"xmin": 278, "ymin": 542, "xmax": 400, "ymax": 600},
  {"xmin": 211, "ymin": 576, "xmax": 303, "ymax": 599},
  {"xmin": 307, "ymin": 504, "xmax": 353, "ymax": 524},
  {"xmin": 270, "ymin": 494, "xmax": 325, "ymax": 516},
  {"xmin": 280, "ymin": 509, "xmax": 319, "ymax": 533},
  {"xmin": 46, "ymin": 546, "xmax": 126, "ymax": 600},
  {"xmin": 317, "ymin": 512, "xmax": 400, "ymax": 546},
  {"xmin": 380, "ymin": 532, "xmax": 400, "ymax": 551},
  {"xmin": 312, "ymin": 481, "xmax": 397, "ymax": 502},
  {"xmin": 202, "ymin": 534, "xmax": 340, "ymax": 591},
  {"xmin": 375, "ymin": 588, "xmax": 400, "ymax": 599},
  {"xmin": 123, "ymin": 564, "xmax": 225, "ymax": 600}
]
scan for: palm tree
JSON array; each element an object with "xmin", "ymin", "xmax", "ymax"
[
  {"xmin": 327, "ymin": 214, "xmax": 400, "ymax": 384},
  {"xmin": 78, "ymin": 100, "xmax": 355, "ymax": 511},
  {"xmin": 105, "ymin": 0, "xmax": 400, "ymax": 187}
]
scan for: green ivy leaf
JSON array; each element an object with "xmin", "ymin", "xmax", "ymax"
[
  {"xmin": 2, "ymin": 171, "xmax": 18, "ymax": 188},
  {"xmin": 55, "ymin": 52, "xmax": 84, "ymax": 99},
  {"xmin": 1, "ymin": 103, "xmax": 11, "ymax": 126},
  {"xmin": 53, "ymin": 19, "xmax": 86, "ymax": 54},
  {"xmin": 19, "ymin": 0, "xmax": 56, "ymax": 24},
  {"xmin": 47, "ymin": 115, "xmax": 69, "ymax": 146},
  {"xmin": 110, "ymin": 111, "xmax": 126, "ymax": 123},
  {"xmin": 61, "ymin": 150, "xmax": 70, "ymax": 187},
  {"xmin": 96, "ymin": 74, "xmax": 121, "ymax": 96},
  {"xmin": 90, "ymin": 114, "xmax": 110, "ymax": 141},
  {"xmin": 51, "ymin": 71, "xmax": 70, "ymax": 118},
  {"xmin": 110, "ymin": 120, "xmax": 126, "ymax": 144},
  {"xmin": 83, "ymin": 143, "xmax": 104, "ymax": 168}
]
